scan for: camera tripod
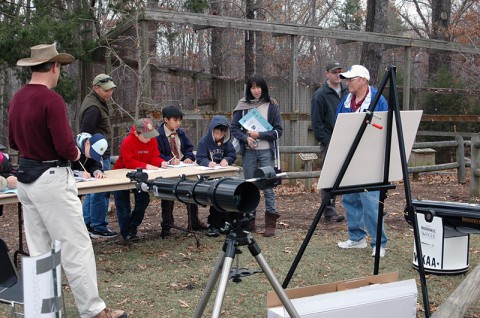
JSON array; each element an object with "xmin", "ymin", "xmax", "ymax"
[{"xmin": 192, "ymin": 216, "xmax": 299, "ymax": 318}]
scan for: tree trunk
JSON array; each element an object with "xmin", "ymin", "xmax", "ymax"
[
  {"xmin": 245, "ymin": 0, "xmax": 255, "ymax": 80},
  {"xmin": 255, "ymin": 0, "xmax": 265, "ymax": 75},
  {"xmin": 428, "ymin": 0, "xmax": 452, "ymax": 81},
  {"xmin": 360, "ymin": 0, "xmax": 388, "ymax": 87},
  {"xmin": 210, "ymin": 2, "xmax": 223, "ymax": 76}
]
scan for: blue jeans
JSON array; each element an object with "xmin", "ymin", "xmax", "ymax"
[
  {"xmin": 342, "ymin": 191, "xmax": 387, "ymax": 247},
  {"xmin": 82, "ymin": 158, "xmax": 111, "ymax": 231},
  {"xmin": 114, "ymin": 189, "xmax": 150, "ymax": 239},
  {"xmin": 242, "ymin": 149, "xmax": 276, "ymax": 214}
]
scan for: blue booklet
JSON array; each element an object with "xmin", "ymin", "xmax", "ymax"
[{"xmin": 239, "ymin": 108, "xmax": 273, "ymax": 132}]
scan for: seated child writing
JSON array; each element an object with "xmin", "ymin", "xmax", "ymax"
[
  {"xmin": 72, "ymin": 132, "xmax": 108, "ymax": 180},
  {"xmin": 196, "ymin": 115, "xmax": 237, "ymax": 236},
  {"xmin": 113, "ymin": 118, "xmax": 168, "ymax": 243}
]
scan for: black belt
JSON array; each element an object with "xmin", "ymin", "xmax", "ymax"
[{"xmin": 41, "ymin": 160, "xmax": 71, "ymax": 167}]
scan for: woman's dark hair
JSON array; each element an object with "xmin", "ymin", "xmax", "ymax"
[
  {"xmin": 245, "ymin": 75, "xmax": 271, "ymax": 103},
  {"xmin": 162, "ymin": 105, "xmax": 184, "ymax": 119}
]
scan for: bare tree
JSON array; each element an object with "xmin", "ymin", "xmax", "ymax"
[
  {"xmin": 360, "ymin": 0, "xmax": 388, "ymax": 86},
  {"xmin": 429, "ymin": 0, "xmax": 452, "ymax": 79},
  {"xmin": 245, "ymin": 0, "xmax": 255, "ymax": 79}
]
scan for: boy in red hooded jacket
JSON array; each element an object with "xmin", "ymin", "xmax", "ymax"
[{"xmin": 113, "ymin": 118, "xmax": 168, "ymax": 244}]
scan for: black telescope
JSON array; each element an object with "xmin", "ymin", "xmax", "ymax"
[{"xmin": 127, "ymin": 170, "xmax": 260, "ymax": 213}]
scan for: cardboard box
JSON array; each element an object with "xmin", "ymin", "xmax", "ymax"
[{"xmin": 267, "ymin": 272, "xmax": 417, "ymax": 318}]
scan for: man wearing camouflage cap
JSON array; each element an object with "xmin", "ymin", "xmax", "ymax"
[{"xmin": 79, "ymin": 74, "xmax": 117, "ymax": 238}]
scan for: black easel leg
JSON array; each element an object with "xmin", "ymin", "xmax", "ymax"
[
  {"xmin": 282, "ymin": 198, "xmax": 330, "ymax": 288},
  {"xmin": 373, "ymin": 190, "xmax": 387, "ymax": 275}
]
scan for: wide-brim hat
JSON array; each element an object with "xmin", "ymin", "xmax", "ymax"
[{"xmin": 17, "ymin": 42, "xmax": 75, "ymax": 67}]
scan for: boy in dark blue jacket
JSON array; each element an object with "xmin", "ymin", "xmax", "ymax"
[
  {"xmin": 156, "ymin": 106, "xmax": 207, "ymax": 236},
  {"xmin": 196, "ymin": 115, "xmax": 237, "ymax": 236}
]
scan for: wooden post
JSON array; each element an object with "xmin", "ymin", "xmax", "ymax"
[
  {"xmin": 289, "ymin": 35, "xmax": 298, "ymax": 182},
  {"xmin": 298, "ymin": 153, "xmax": 318, "ymax": 190},
  {"xmin": 403, "ymin": 46, "xmax": 412, "ymax": 111},
  {"xmin": 431, "ymin": 264, "xmax": 480, "ymax": 318},
  {"xmin": 469, "ymin": 133, "xmax": 480, "ymax": 199},
  {"xmin": 455, "ymin": 135, "xmax": 465, "ymax": 184}
]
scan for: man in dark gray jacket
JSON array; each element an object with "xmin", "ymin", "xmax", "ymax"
[{"xmin": 311, "ymin": 61, "xmax": 347, "ymax": 222}]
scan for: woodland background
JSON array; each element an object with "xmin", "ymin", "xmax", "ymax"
[{"xmin": 0, "ymin": 0, "xmax": 479, "ymax": 156}]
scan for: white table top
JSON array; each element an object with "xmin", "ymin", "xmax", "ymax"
[{"xmin": 0, "ymin": 165, "xmax": 241, "ymax": 205}]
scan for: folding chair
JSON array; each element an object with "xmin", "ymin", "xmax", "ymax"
[{"xmin": 0, "ymin": 238, "xmax": 23, "ymax": 317}]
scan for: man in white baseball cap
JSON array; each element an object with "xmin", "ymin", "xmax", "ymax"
[{"xmin": 336, "ymin": 64, "xmax": 389, "ymax": 258}]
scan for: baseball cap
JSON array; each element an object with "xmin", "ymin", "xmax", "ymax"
[
  {"xmin": 93, "ymin": 74, "xmax": 117, "ymax": 90},
  {"xmin": 340, "ymin": 65, "xmax": 370, "ymax": 81},
  {"xmin": 135, "ymin": 118, "xmax": 159, "ymax": 139},
  {"xmin": 88, "ymin": 133, "xmax": 108, "ymax": 163},
  {"xmin": 326, "ymin": 61, "xmax": 342, "ymax": 72}
]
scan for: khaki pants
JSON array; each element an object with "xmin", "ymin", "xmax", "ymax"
[{"xmin": 18, "ymin": 167, "xmax": 106, "ymax": 318}]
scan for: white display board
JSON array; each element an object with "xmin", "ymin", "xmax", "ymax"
[
  {"xmin": 23, "ymin": 240, "xmax": 62, "ymax": 317},
  {"xmin": 268, "ymin": 279, "xmax": 418, "ymax": 318},
  {"xmin": 318, "ymin": 110, "xmax": 422, "ymax": 189}
]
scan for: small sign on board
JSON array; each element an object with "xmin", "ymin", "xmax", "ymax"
[{"xmin": 299, "ymin": 153, "xmax": 318, "ymax": 161}]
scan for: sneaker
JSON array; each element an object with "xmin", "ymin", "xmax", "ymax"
[
  {"xmin": 371, "ymin": 246, "xmax": 386, "ymax": 257},
  {"xmin": 205, "ymin": 226, "xmax": 220, "ymax": 237},
  {"xmin": 89, "ymin": 228, "xmax": 118, "ymax": 239},
  {"xmin": 93, "ymin": 308, "xmax": 128, "ymax": 318},
  {"xmin": 337, "ymin": 238, "xmax": 367, "ymax": 249}
]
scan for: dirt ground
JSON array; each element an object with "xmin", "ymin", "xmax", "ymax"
[{"xmin": 1, "ymin": 169, "xmax": 473, "ymax": 251}]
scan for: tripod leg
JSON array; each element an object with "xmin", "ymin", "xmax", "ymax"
[
  {"xmin": 192, "ymin": 250, "xmax": 226, "ymax": 318},
  {"xmin": 254, "ymin": 252, "xmax": 300, "ymax": 318},
  {"xmin": 211, "ymin": 238, "xmax": 236, "ymax": 318}
]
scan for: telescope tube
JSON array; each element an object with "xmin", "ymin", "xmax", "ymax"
[{"xmin": 150, "ymin": 177, "xmax": 260, "ymax": 213}]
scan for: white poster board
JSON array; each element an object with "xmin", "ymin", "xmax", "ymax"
[
  {"xmin": 318, "ymin": 110, "xmax": 422, "ymax": 189},
  {"xmin": 23, "ymin": 240, "xmax": 62, "ymax": 317}
]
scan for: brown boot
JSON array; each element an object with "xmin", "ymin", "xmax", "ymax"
[
  {"xmin": 93, "ymin": 308, "xmax": 128, "ymax": 318},
  {"xmin": 264, "ymin": 213, "xmax": 280, "ymax": 237}
]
